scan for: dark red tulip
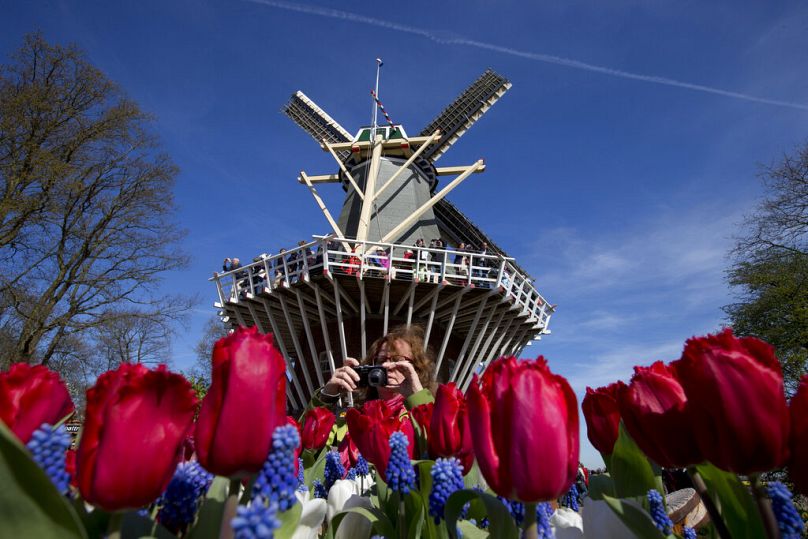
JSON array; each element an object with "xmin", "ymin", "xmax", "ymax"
[
  {"xmin": 467, "ymin": 356, "xmax": 579, "ymax": 502},
  {"xmin": 338, "ymin": 430, "xmax": 360, "ymax": 471},
  {"xmin": 582, "ymin": 382, "xmax": 623, "ymax": 456},
  {"xmin": 410, "ymin": 402, "xmax": 433, "ymax": 433},
  {"xmin": 77, "ymin": 364, "xmax": 197, "ymax": 510},
  {"xmin": 675, "ymin": 329, "xmax": 789, "ymax": 474},
  {"xmin": 195, "ymin": 326, "xmax": 287, "ymax": 477},
  {"xmin": 789, "ymin": 375, "xmax": 808, "ymax": 495},
  {"xmin": 428, "ymin": 383, "xmax": 474, "ymax": 474},
  {"xmin": 0, "ymin": 363, "xmax": 74, "ymax": 443},
  {"xmin": 300, "ymin": 407, "xmax": 336, "ymax": 451},
  {"xmin": 345, "ymin": 399, "xmax": 414, "ymax": 480},
  {"xmin": 619, "ymin": 362, "xmax": 701, "ymax": 468}
]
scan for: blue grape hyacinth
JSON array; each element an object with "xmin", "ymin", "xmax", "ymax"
[
  {"xmin": 385, "ymin": 431, "xmax": 416, "ymax": 495},
  {"xmin": 324, "ymin": 449, "xmax": 345, "ymax": 491},
  {"xmin": 26, "ymin": 423, "xmax": 71, "ymax": 495},
  {"xmin": 355, "ymin": 454, "xmax": 370, "ymax": 477},
  {"xmin": 297, "ymin": 457, "xmax": 308, "ymax": 492},
  {"xmin": 313, "ymin": 479, "xmax": 327, "ymax": 499},
  {"xmin": 768, "ymin": 481, "xmax": 804, "ymax": 539},
  {"xmin": 647, "ymin": 489, "xmax": 673, "ymax": 535},
  {"xmin": 429, "ymin": 457, "xmax": 464, "ymax": 523},
  {"xmin": 157, "ymin": 461, "xmax": 213, "ymax": 533},
  {"xmin": 252, "ymin": 425, "xmax": 300, "ymax": 512},
  {"xmin": 536, "ymin": 502, "xmax": 554, "ymax": 539},
  {"xmin": 346, "ymin": 467, "xmax": 357, "ymax": 481},
  {"xmin": 683, "ymin": 526, "xmax": 697, "ymax": 539},
  {"xmin": 561, "ymin": 484, "xmax": 580, "ymax": 511},
  {"xmin": 232, "ymin": 499, "xmax": 280, "ymax": 539}
]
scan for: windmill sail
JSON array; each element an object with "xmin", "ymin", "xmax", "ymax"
[
  {"xmin": 418, "ymin": 69, "xmax": 511, "ymax": 162},
  {"xmin": 283, "ymin": 91, "xmax": 353, "ymax": 158}
]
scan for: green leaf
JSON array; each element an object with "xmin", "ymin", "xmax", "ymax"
[
  {"xmin": 444, "ymin": 489, "xmax": 518, "ymax": 539},
  {"xmin": 693, "ymin": 463, "xmax": 765, "ymax": 539},
  {"xmin": 602, "ymin": 494, "xmax": 667, "ymax": 539},
  {"xmin": 186, "ymin": 475, "xmax": 229, "ymax": 539},
  {"xmin": 304, "ymin": 448, "xmax": 328, "ymax": 489},
  {"xmin": 331, "ymin": 506, "xmax": 397, "ymax": 538},
  {"xmin": 0, "ymin": 421, "xmax": 87, "ymax": 539},
  {"xmin": 457, "ymin": 520, "xmax": 490, "ymax": 539},
  {"xmin": 405, "ymin": 490, "xmax": 426, "ymax": 539},
  {"xmin": 416, "ymin": 460, "xmax": 435, "ymax": 501},
  {"xmin": 588, "ymin": 473, "xmax": 617, "ymax": 501},
  {"xmin": 609, "ymin": 423, "xmax": 659, "ymax": 498},
  {"xmin": 274, "ymin": 501, "xmax": 303, "ymax": 539},
  {"xmin": 462, "ymin": 460, "xmax": 481, "ymax": 490}
]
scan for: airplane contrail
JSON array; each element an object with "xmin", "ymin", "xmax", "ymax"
[{"xmin": 246, "ymin": 0, "xmax": 808, "ymax": 112}]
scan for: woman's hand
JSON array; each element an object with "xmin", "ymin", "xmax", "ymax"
[
  {"xmin": 323, "ymin": 357, "xmax": 360, "ymax": 395},
  {"xmin": 382, "ymin": 359, "xmax": 423, "ymax": 397}
]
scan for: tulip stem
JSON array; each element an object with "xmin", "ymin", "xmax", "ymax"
[
  {"xmin": 398, "ymin": 497, "xmax": 407, "ymax": 538},
  {"xmin": 219, "ymin": 478, "xmax": 242, "ymax": 539},
  {"xmin": 523, "ymin": 502, "xmax": 538, "ymax": 539},
  {"xmin": 750, "ymin": 473, "xmax": 779, "ymax": 539},
  {"xmin": 106, "ymin": 512, "xmax": 123, "ymax": 539},
  {"xmin": 687, "ymin": 467, "xmax": 732, "ymax": 539}
]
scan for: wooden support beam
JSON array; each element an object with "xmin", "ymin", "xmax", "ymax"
[
  {"xmin": 381, "ymin": 160, "xmax": 485, "ymax": 244},
  {"xmin": 325, "ymin": 135, "xmax": 439, "ymax": 153},
  {"xmin": 298, "ymin": 173, "xmax": 340, "ymax": 183},
  {"xmin": 259, "ymin": 297, "xmax": 306, "ymax": 409},
  {"xmin": 300, "ymin": 172, "xmax": 347, "ymax": 244},
  {"xmin": 435, "ymin": 164, "xmax": 486, "ymax": 176},
  {"xmin": 434, "ymin": 288, "xmax": 467, "ymax": 376},
  {"xmin": 356, "ymin": 135, "xmax": 383, "ymax": 242},
  {"xmin": 373, "ymin": 130, "xmax": 440, "ymax": 203},
  {"xmin": 322, "ymin": 140, "xmax": 364, "ymax": 200}
]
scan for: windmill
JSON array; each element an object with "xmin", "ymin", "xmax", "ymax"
[{"xmin": 211, "ymin": 68, "xmax": 554, "ymax": 413}]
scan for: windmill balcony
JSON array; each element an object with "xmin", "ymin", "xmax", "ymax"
[{"xmin": 210, "ymin": 236, "xmax": 554, "ymax": 412}]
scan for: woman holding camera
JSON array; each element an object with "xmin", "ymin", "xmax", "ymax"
[{"xmin": 312, "ymin": 324, "xmax": 435, "ymax": 413}]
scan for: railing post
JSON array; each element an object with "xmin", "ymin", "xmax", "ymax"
[
  {"xmin": 496, "ymin": 258, "xmax": 506, "ymax": 288},
  {"xmin": 282, "ymin": 255, "xmax": 290, "ymax": 287},
  {"xmin": 215, "ymin": 275, "xmax": 226, "ymax": 306},
  {"xmin": 263, "ymin": 256, "xmax": 273, "ymax": 292},
  {"xmin": 322, "ymin": 238, "xmax": 330, "ymax": 274}
]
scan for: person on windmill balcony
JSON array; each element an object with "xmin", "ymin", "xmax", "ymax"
[{"xmin": 310, "ymin": 324, "xmax": 436, "ymax": 416}]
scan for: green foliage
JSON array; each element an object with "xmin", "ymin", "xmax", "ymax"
[
  {"xmin": 725, "ymin": 251, "xmax": 808, "ymax": 394},
  {"xmin": 693, "ymin": 463, "xmax": 765, "ymax": 539},
  {"xmin": 608, "ymin": 423, "xmax": 661, "ymax": 499},
  {"xmin": 0, "ymin": 421, "xmax": 86, "ymax": 538}
]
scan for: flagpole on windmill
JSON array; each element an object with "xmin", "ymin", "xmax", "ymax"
[
  {"xmin": 372, "ymin": 58, "xmax": 382, "ymax": 140},
  {"xmin": 357, "ymin": 57, "xmax": 384, "ymax": 243}
]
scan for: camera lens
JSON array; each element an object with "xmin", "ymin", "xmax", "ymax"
[{"xmin": 367, "ymin": 367, "xmax": 387, "ymax": 387}]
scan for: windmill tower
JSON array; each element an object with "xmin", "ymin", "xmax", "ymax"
[{"xmin": 211, "ymin": 68, "xmax": 554, "ymax": 413}]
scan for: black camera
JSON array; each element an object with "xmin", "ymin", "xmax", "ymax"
[{"xmin": 355, "ymin": 365, "xmax": 388, "ymax": 387}]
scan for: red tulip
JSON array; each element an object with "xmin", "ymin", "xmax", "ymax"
[
  {"xmin": 301, "ymin": 407, "xmax": 336, "ymax": 450},
  {"xmin": 77, "ymin": 363, "xmax": 197, "ymax": 510},
  {"xmin": 410, "ymin": 402, "xmax": 433, "ymax": 433},
  {"xmin": 467, "ymin": 356, "xmax": 579, "ymax": 502},
  {"xmin": 345, "ymin": 399, "xmax": 414, "ymax": 480},
  {"xmin": 619, "ymin": 361, "xmax": 701, "ymax": 468},
  {"xmin": 338, "ymin": 430, "xmax": 360, "ymax": 471},
  {"xmin": 195, "ymin": 326, "xmax": 287, "ymax": 477},
  {"xmin": 582, "ymin": 382, "xmax": 623, "ymax": 456},
  {"xmin": 789, "ymin": 375, "xmax": 808, "ymax": 495},
  {"xmin": 428, "ymin": 383, "xmax": 474, "ymax": 474},
  {"xmin": 0, "ymin": 363, "xmax": 74, "ymax": 443},
  {"xmin": 675, "ymin": 329, "xmax": 789, "ymax": 474}
]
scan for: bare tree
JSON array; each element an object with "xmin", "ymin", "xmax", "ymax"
[
  {"xmin": 725, "ymin": 142, "xmax": 808, "ymax": 394},
  {"xmin": 190, "ymin": 316, "xmax": 231, "ymax": 384},
  {"xmin": 0, "ymin": 34, "xmax": 192, "ymax": 366}
]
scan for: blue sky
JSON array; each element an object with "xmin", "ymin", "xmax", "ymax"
[{"xmin": 3, "ymin": 0, "xmax": 807, "ymax": 467}]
